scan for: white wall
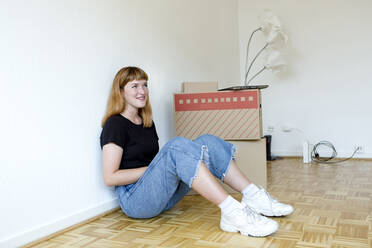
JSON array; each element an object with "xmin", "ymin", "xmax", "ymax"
[
  {"xmin": 0, "ymin": 0, "xmax": 240, "ymax": 246},
  {"xmin": 238, "ymin": 0, "xmax": 372, "ymax": 158}
]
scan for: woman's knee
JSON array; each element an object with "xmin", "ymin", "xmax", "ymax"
[
  {"xmin": 166, "ymin": 136, "xmax": 193, "ymax": 147},
  {"xmin": 194, "ymin": 134, "xmax": 223, "ymax": 144}
]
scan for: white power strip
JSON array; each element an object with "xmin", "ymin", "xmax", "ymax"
[{"xmin": 303, "ymin": 141, "xmax": 311, "ymax": 163}]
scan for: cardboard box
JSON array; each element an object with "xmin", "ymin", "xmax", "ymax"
[
  {"xmin": 182, "ymin": 82, "xmax": 218, "ymax": 93},
  {"xmin": 174, "ymin": 90, "xmax": 262, "ymax": 140}
]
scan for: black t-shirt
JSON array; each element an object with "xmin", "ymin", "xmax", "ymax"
[{"xmin": 100, "ymin": 114, "xmax": 159, "ymax": 170}]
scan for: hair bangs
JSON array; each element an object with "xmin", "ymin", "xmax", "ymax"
[{"xmin": 124, "ymin": 67, "xmax": 148, "ymax": 85}]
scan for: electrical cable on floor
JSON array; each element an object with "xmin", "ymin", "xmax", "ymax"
[{"xmin": 311, "ymin": 140, "xmax": 360, "ymax": 164}]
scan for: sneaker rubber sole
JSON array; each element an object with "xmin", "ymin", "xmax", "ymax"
[
  {"xmin": 251, "ymin": 207, "xmax": 294, "ymax": 217},
  {"xmin": 220, "ymin": 219, "xmax": 278, "ymax": 237}
]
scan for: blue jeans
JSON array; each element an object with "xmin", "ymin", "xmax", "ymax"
[{"xmin": 115, "ymin": 134, "xmax": 236, "ymax": 218}]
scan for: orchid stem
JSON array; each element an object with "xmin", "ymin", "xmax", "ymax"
[
  {"xmin": 247, "ymin": 66, "xmax": 267, "ymax": 85},
  {"xmin": 244, "ymin": 27, "xmax": 262, "ymax": 84},
  {"xmin": 245, "ymin": 42, "xmax": 269, "ymax": 86}
]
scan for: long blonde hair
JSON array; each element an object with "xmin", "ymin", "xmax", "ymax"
[{"xmin": 101, "ymin": 66, "xmax": 153, "ymax": 127}]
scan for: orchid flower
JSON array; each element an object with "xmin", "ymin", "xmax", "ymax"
[
  {"xmin": 264, "ymin": 50, "xmax": 287, "ymax": 74},
  {"xmin": 244, "ymin": 10, "xmax": 288, "ymax": 85}
]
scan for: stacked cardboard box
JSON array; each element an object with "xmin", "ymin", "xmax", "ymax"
[
  {"xmin": 174, "ymin": 82, "xmax": 267, "ymax": 194},
  {"xmin": 174, "ymin": 89, "xmax": 262, "ymax": 140}
]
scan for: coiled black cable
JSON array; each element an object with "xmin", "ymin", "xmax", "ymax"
[{"xmin": 311, "ymin": 140, "xmax": 359, "ymax": 164}]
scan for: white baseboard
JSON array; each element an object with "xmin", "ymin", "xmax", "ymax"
[
  {"xmin": 272, "ymin": 149, "xmax": 372, "ymax": 159},
  {"xmin": 0, "ymin": 198, "xmax": 119, "ymax": 248}
]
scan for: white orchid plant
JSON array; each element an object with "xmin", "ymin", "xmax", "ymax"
[{"xmin": 244, "ymin": 11, "xmax": 288, "ymax": 85}]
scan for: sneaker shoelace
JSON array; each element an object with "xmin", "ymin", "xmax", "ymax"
[
  {"xmin": 242, "ymin": 203, "xmax": 263, "ymax": 223},
  {"xmin": 260, "ymin": 188, "xmax": 279, "ymax": 204}
]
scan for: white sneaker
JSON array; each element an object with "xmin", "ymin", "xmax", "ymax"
[
  {"xmin": 242, "ymin": 188, "xmax": 294, "ymax": 217},
  {"xmin": 220, "ymin": 205, "xmax": 278, "ymax": 237}
]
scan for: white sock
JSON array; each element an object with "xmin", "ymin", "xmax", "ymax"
[
  {"xmin": 218, "ymin": 195, "xmax": 241, "ymax": 214},
  {"xmin": 241, "ymin": 183, "xmax": 259, "ymax": 198}
]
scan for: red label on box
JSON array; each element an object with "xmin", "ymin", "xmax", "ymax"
[{"xmin": 174, "ymin": 91, "xmax": 258, "ymax": 111}]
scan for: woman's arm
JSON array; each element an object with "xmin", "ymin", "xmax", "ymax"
[{"xmin": 102, "ymin": 143, "xmax": 147, "ymax": 186}]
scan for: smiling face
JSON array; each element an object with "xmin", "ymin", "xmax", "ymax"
[{"xmin": 123, "ymin": 79, "xmax": 149, "ymax": 112}]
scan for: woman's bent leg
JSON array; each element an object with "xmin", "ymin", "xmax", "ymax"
[
  {"xmin": 116, "ymin": 136, "xmax": 228, "ymax": 218},
  {"xmin": 192, "ymin": 162, "xmax": 228, "ymax": 205},
  {"xmin": 163, "ymin": 181, "xmax": 190, "ymax": 211},
  {"xmin": 164, "ymin": 163, "xmax": 230, "ymax": 211},
  {"xmin": 115, "ymin": 136, "xmax": 279, "ymax": 237},
  {"xmin": 192, "ymin": 135, "xmax": 293, "ymax": 217},
  {"xmin": 193, "ymin": 134, "xmax": 236, "ymax": 180},
  {"xmin": 223, "ymin": 160, "xmax": 251, "ymax": 192},
  {"xmin": 193, "ymin": 134, "xmax": 251, "ymax": 191}
]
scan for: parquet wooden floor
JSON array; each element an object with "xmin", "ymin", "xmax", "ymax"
[{"xmin": 26, "ymin": 158, "xmax": 372, "ymax": 248}]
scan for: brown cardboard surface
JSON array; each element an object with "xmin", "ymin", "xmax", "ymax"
[
  {"xmin": 187, "ymin": 138, "xmax": 267, "ymax": 195},
  {"xmin": 226, "ymin": 139, "xmax": 267, "ymax": 190},
  {"xmin": 182, "ymin": 82, "xmax": 218, "ymax": 93}
]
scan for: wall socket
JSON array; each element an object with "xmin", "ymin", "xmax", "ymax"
[
  {"xmin": 281, "ymin": 125, "xmax": 292, "ymax": 132},
  {"xmin": 267, "ymin": 126, "xmax": 275, "ymax": 132}
]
